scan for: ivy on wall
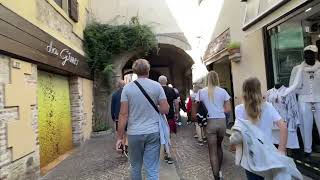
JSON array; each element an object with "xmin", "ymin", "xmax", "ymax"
[
  {"xmin": 83, "ymin": 17, "xmax": 158, "ymax": 132},
  {"xmin": 83, "ymin": 17, "xmax": 158, "ymax": 75}
]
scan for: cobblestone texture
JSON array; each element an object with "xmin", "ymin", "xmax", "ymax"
[
  {"xmin": 42, "ymin": 134, "xmax": 130, "ymax": 180},
  {"xmin": 171, "ymin": 125, "xmax": 246, "ymax": 180},
  {"xmin": 42, "ymin": 125, "xmax": 248, "ymax": 180},
  {"xmin": 40, "ymin": 120, "xmax": 313, "ymax": 180}
]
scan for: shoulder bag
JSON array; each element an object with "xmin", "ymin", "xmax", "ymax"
[{"xmin": 134, "ymin": 81, "xmax": 171, "ymax": 151}]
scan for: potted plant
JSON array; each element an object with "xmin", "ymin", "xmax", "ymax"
[
  {"xmin": 227, "ymin": 42, "xmax": 241, "ymax": 54},
  {"xmin": 227, "ymin": 42, "xmax": 241, "ymax": 62}
]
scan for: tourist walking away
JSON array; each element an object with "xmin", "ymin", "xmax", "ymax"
[
  {"xmin": 116, "ymin": 59, "xmax": 169, "ymax": 180},
  {"xmin": 193, "ymin": 71, "xmax": 231, "ymax": 180},
  {"xmin": 158, "ymin": 75, "xmax": 179, "ymax": 164},
  {"xmin": 230, "ymin": 77, "xmax": 302, "ymax": 180},
  {"xmin": 191, "ymin": 85, "xmax": 207, "ymax": 145},
  {"xmin": 186, "ymin": 92, "xmax": 193, "ymax": 125},
  {"xmin": 171, "ymin": 85, "xmax": 183, "ymax": 126},
  {"xmin": 111, "ymin": 80, "xmax": 128, "ymax": 155}
]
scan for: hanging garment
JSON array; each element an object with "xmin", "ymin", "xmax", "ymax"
[
  {"xmin": 230, "ymin": 119, "xmax": 303, "ymax": 180},
  {"xmin": 266, "ymin": 86, "xmax": 300, "ymax": 149}
]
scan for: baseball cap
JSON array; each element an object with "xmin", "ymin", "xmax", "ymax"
[{"xmin": 304, "ymin": 45, "xmax": 318, "ymax": 52}]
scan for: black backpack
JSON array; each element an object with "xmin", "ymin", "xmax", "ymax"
[{"xmin": 197, "ymin": 91, "xmax": 208, "ymax": 127}]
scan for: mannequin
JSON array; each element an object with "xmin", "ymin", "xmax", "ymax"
[{"xmin": 284, "ymin": 45, "xmax": 320, "ymax": 157}]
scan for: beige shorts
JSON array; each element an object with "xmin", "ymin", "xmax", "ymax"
[{"xmin": 206, "ymin": 118, "xmax": 226, "ymax": 138}]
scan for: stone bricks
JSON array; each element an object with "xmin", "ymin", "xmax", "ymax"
[
  {"xmin": 0, "ymin": 55, "xmax": 10, "ymax": 84},
  {"xmin": 69, "ymin": 77, "xmax": 86, "ymax": 146},
  {"xmin": 0, "ymin": 107, "xmax": 19, "ymax": 122},
  {"xmin": 0, "ymin": 55, "xmax": 40, "ymax": 180},
  {"xmin": 1, "ymin": 152, "xmax": 39, "ymax": 180}
]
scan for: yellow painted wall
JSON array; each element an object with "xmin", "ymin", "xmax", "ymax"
[
  {"xmin": 207, "ymin": 0, "xmax": 267, "ymax": 106},
  {"xmin": 231, "ymin": 30, "xmax": 267, "ymax": 105},
  {"xmin": 5, "ymin": 59, "xmax": 37, "ymax": 161},
  {"xmin": 37, "ymin": 71, "xmax": 73, "ymax": 167},
  {"xmin": 82, "ymin": 78, "xmax": 93, "ymax": 141},
  {"xmin": 0, "ymin": 0, "xmax": 90, "ymax": 55}
]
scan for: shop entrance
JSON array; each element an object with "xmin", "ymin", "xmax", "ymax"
[
  {"xmin": 208, "ymin": 57, "xmax": 235, "ymax": 128},
  {"xmin": 265, "ymin": 1, "xmax": 320, "ymax": 178},
  {"xmin": 37, "ymin": 71, "xmax": 73, "ymax": 168}
]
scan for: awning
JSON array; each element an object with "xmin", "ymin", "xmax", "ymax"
[{"xmin": 243, "ymin": 0, "xmax": 310, "ymax": 35}]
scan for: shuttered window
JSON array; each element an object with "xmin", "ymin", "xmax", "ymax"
[{"xmin": 68, "ymin": 0, "xmax": 79, "ymax": 22}]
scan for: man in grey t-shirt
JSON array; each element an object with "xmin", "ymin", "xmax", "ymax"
[
  {"xmin": 116, "ymin": 59, "xmax": 169, "ymax": 180},
  {"xmin": 121, "ymin": 78, "xmax": 167, "ymax": 135}
]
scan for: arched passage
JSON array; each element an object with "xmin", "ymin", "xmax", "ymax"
[{"xmin": 122, "ymin": 43, "xmax": 194, "ymax": 97}]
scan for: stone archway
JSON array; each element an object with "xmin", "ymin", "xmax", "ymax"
[{"xmin": 95, "ymin": 36, "xmax": 194, "ymax": 130}]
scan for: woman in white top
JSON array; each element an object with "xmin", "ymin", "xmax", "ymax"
[
  {"xmin": 193, "ymin": 71, "xmax": 231, "ymax": 180},
  {"xmin": 232, "ymin": 77, "xmax": 288, "ymax": 180}
]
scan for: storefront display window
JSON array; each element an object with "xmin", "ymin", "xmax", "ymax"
[
  {"xmin": 266, "ymin": 2, "xmax": 320, "ymax": 178},
  {"xmin": 269, "ymin": 22, "xmax": 304, "ymax": 86}
]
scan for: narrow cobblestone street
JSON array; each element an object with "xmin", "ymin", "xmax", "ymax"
[{"xmin": 42, "ymin": 121, "xmax": 246, "ymax": 180}]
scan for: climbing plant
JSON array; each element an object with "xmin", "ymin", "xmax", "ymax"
[
  {"xmin": 83, "ymin": 17, "xmax": 158, "ymax": 75},
  {"xmin": 84, "ymin": 17, "xmax": 157, "ymax": 132}
]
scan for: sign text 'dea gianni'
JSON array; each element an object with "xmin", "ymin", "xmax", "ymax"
[{"xmin": 46, "ymin": 41, "xmax": 79, "ymax": 66}]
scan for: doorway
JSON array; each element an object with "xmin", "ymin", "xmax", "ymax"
[{"xmin": 37, "ymin": 71, "xmax": 73, "ymax": 168}]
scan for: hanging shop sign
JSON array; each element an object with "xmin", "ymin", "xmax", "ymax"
[{"xmin": 0, "ymin": 5, "xmax": 91, "ymax": 79}]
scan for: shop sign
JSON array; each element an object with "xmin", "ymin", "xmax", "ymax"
[{"xmin": 46, "ymin": 41, "xmax": 79, "ymax": 66}]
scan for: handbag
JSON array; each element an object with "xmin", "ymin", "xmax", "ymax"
[
  {"xmin": 134, "ymin": 81, "xmax": 171, "ymax": 151},
  {"xmin": 197, "ymin": 90, "xmax": 208, "ymax": 127}
]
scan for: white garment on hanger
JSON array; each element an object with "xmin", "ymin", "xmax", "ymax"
[
  {"xmin": 230, "ymin": 119, "xmax": 303, "ymax": 180},
  {"xmin": 266, "ymin": 86, "xmax": 300, "ymax": 149}
]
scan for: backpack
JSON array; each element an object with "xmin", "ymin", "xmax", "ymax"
[{"xmin": 197, "ymin": 90, "xmax": 208, "ymax": 127}]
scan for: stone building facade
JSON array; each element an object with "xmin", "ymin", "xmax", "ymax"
[
  {"xmin": 202, "ymin": 0, "xmax": 320, "ymax": 178},
  {"xmin": 0, "ymin": 0, "xmax": 94, "ymax": 179}
]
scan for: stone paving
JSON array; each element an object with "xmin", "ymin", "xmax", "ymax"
[
  {"xmin": 41, "ymin": 123, "xmax": 310, "ymax": 180},
  {"xmin": 42, "ymin": 123, "xmax": 246, "ymax": 180},
  {"xmin": 171, "ymin": 124, "xmax": 246, "ymax": 180}
]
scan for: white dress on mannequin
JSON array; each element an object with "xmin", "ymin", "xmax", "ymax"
[
  {"xmin": 266, "ymin": 86, "xmax": 300, "ymax": 149},
  {"xmin": 285, "ymin": 61, "xmax": 320, "ymax": 153}
]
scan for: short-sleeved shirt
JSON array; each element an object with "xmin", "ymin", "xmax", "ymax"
[
  {"xmin": 196, "ymin": 87, "xmax": 230, "ymax": 119},
  {"xmin": 121, "ymin": 78, "xmax": 167, "ymax": 135},
  {"xmin": 235, "ymin": 102, "xmax": 282, "ymax": 140},
  {"xmin": 162, "ymin": 86, "xmax": 178, "ymax": 119}
]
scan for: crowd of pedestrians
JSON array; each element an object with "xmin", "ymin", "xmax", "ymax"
[{"xmin": 112, "ymin": 58, "xmax": 302, "ymax": 180}]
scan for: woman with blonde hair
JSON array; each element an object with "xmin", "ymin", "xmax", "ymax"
[
  {"xmin": 193, "ymin": 71, "xmax": 231, "ymax": 180},
  {"xmin": 230, "ymin": 77, "xmax": 291, "ymax": 180}
]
